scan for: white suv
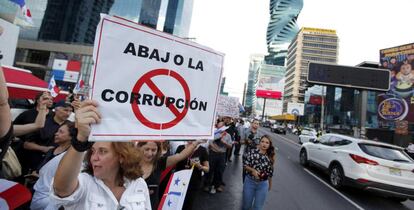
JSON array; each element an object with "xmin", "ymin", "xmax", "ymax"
[{"xmin": 299, "ymin": 133, "xmax": 414, "ymax": 202}]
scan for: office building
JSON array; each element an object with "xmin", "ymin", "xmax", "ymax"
[
  {"xmin": 265, "ymin": 0, "xmax": 303, "ymax": 65},
  {"xmin": 38, "ymin": 0, "xmax": 114, "ymax": 44},
  {"xmin": 244, "ymin": 54, "xmax": 264, "ymax": 113},
  {"xmin": 283, "ymin": 27, "xmax": 338, "ymax": 111},
  {"xmin": 110, "ymin": 0, "xmax": 194, "ymax": 38}
]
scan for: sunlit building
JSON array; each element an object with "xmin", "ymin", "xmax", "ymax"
[{"xmin": 283, "ymin": 27, "xmax": 338, "ymax": 112}]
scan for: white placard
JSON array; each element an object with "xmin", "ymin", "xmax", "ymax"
[
  {"xmin": 287, "ymin": 102, "xmax": 305, "ymax": 116},
  {"xmin": 0, "ymin": 18, "xmax": 19, "ymax": 66},
  {"xmin": 89, "ymin": 15, "xmax": 224, "ymax": 141},
  {"xmin": 216, "ymin": 95, "xmax": 240, "ymax": 118}
]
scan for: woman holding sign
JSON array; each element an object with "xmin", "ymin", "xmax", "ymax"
[
  {"xmin": 52, "ymin": 100, "xmax": 151, "ymax": 209},
  {"xmin": 136, "ymin": 140, "xmax": 204, "ymax": 209}
]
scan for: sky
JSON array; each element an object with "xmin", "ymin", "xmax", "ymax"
[{"xmin": 189, "ymin": 0, "xmax": 414, "ymax": 101}]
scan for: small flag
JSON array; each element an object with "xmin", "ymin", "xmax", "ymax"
[
  {"xmin": 9, "ymin": 0, "xmax": 33, "ymax": 25},
  {"xmin": 158, "ymin": 168, "xmax": 193, "ymax": 210},
  {"xmin": 0, "ymin": 179, "xmax": 32, "ymax": 210},
  {"xmin": 73, "ymin": 73, "xmax": 85, "ymax": 94},
  {"xmin": 48, "ymin": 75, "xmax": 60, "ymax": 97},
  {"xmin": 52, "ymin": 59, "xmax": 81, "ymax": 83}
]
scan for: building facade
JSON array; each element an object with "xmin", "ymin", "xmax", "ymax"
[
  {"xmin": 244, "ymin": 54, "xmax": 264, "ymax": 114},
  {"xmin": 265, "ymin": 0, "xmax": 303, "ymax": 65},
  {"xmin": 255, "ymin": 64, "xmax": 285, "ymax": 117},
  {"xmin": 283, "ymin": 27, "xmax": 338, "ymax": 111},
  {"xmin": 109, "ymin": 0, "xmax": 193, "ymax": 38},
  {"xmin": 12, "ymin": 0, "xmax": 194, "ymax": 90},
  {"xmin": 38, "ymin": 0, "xmax": 114, "ymax": 44}
]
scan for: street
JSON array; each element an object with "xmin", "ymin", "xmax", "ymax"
[{"xmin": 195, "ymin": 128, "xmax": 414, "ymax": 210}]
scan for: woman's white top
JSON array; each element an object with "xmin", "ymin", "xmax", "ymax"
[{"xmin": 50, "ymin": 173, "xmax": 152, "ymax": 210}]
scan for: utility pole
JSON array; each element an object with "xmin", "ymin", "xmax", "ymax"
[
  {"xmin": 242, "ymin": 83, "xmax": 246, "ymax": 107},
  {"xmin": 261, "ymin": 98, "xmax": 267, "ymax": 121},
  {"xmin": 320, "ymin": 86, "xmax": 325, "ymax": 131}
]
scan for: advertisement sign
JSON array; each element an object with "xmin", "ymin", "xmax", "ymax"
[
  {"xmin": 0, "ymin": 18, "xmax": 19, "ymax": 66},
  {"xmin": 379, "ymin": 43, "xmax": 414, "ymax": 123},
  {"xmin": 89, "ymin": 15, "xmax": 224, "ymax": 141},
  {"xmin": 287, "ymin": 102, "xmax": 305, "ymax": 116},
  {"xmin": 255, "ymin": 89, "xmax": 282, "ymax": 99},
  {"xmin": 256, "ymin": 98, "xmax": 283, "ymax": 117},
  {"xmin": 216, "ymin": 95, "xmax": 240, "ymax": 118},
  {"xmin": 256, "ymin": 65, "xmax": 284, "ymax": 100}
]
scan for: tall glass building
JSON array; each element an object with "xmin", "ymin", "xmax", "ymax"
[
  {"xmin": 245, "ymin": 54, "xmax": 264, "ymax": 115},
  {"xmin": 38, "ymin": 0, "xmax": 114, "ymax": 44},
  {"xmin": 265, "ymin": 0, "xmax": 303, "ymax": 65},
  {"xmin": 109, "ymin": 0, "xmax": 193, "ymax": 38}
]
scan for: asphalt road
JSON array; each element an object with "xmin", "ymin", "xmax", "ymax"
[{"xmin": 194, "ymin": 127, "xmax": 414, "ymax": 210}]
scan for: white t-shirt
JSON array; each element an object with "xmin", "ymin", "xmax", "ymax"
[
  {"xmin": 50, "ymin": 173, "xmax": 151, "ymax": 210},
  {"xmin": 31, "ymin": 152, "xmax": 66, "ymax": 210}
]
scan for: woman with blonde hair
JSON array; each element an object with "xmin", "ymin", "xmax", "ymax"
[{"xmin": 51, "ymin": 100, "xmax": 151, "ymax": 209}]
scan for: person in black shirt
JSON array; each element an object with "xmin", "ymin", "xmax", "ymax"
[
  {"xmin": 136, "ymin": 140, "xmax": 204, "ymax": 209},
  {"xmin": 19, "ymin": 100, "xmax": 72, "ymax": 174},
  {"xmin": 223, "ymin": 116, "xmax": 239, "ymax": 162},
  {"xmin": 175, "ymin": 144, "xmax": 209, "ymax": 210}
]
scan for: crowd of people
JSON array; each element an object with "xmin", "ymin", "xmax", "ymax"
[{"xmin": 0, "ymin": 66, "xmax": 276, "ymax": 210}]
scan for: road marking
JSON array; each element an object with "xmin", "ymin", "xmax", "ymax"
[
  {"xmin": 262, "ymin": 129, "xmax": 301, "ymax": 147},
  {"xmin": 304, "ymin": 168, "xmax": 365, "ymax": 210}
]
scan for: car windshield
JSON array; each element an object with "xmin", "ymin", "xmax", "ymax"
[{"xmin": 359, "ymin": 143, "xmax": 413, "ymax": 163}]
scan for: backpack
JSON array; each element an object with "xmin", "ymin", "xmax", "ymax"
[{"xmin": 2, "ymin": 147, "xmax": 22, "ymax": 179}]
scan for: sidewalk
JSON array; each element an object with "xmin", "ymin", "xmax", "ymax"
[{"xmin": 194, "ymin": 153, "xmax": 244, "ymax": 210}]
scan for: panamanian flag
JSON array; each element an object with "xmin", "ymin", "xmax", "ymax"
[
  {"xmin": 0, "ymin": 179, "xmax": 32, "ymax": 210},
  {"xmin": 9, "ymin": 0, "xmax": 33, "ymax": 25},
  {"xmin": 48, "ymin": 75, "xmax": 60, "ymax": 97},
  {"xmin": 52, "ymin": 59, "xmax": 81, "ymax": 83},
  {"xmin": 159, "ymin": 168, "xmax": 193, "ymax": 210},
  {"xmin": 73, "ymin": 72, "xmax": 85, "ymax": 94}
]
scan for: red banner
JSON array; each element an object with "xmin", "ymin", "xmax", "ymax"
[{"xmin": 256, "ymin": 89, "xmax": 282, "ymax": 99}]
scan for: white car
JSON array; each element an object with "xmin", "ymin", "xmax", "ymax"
[
  {"xmin": 298, "ymin": 128, "xmax": 318, "ymax": 144},
  {"xmin": 299, "ymin": 133, "xmax": 414, "ymax": 202}
]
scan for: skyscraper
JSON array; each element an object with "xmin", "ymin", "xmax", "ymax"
[
  {"xmin": 265, "ymin": 0, "xmax": 303, "ymax": 65},
  {"xmin": 109, "ymin": 0, "xmax": 194, "ymax": 38},
  {"xmin": 245, "ymin": 54, "xmax": 264, "ymax": 112},
  {"xmin": 283, "ymin": 27, "xmax": 338, "ymax": 111},
  {"xmin": 38, "ymin": 0, "xmax": 114, "ymax": 44}
]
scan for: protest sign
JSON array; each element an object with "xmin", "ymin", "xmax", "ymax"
[
  {"xmin": 89, "ymin": 15, "xmax": 224, "ymax": 141},
  {"xmin": 216, "ymin": 95, "xmax": 240, "ymax": 118}
]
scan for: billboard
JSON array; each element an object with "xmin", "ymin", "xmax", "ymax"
[
  {"xmin": 256, "ymin": 64, "xmax": 284, "ymax": 99},
  {"xmin": 0, "ymin": 18, "xmax": 19, "ymax": 66},
  {"xmin": 256, "ymin": 98, "xmax": 283, "ymax": 117},
  {"xmin": 379, "ymin": 43, "xmax": 414, "ymax": 123}
]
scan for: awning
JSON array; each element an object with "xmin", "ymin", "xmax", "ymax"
[
  {"xmin": 269, "ymin": 114, "xmax": 296, "ymax": 121},
  {"xmin": 2, "ymin": 65, "xmax": 67, "ymax": 101}
]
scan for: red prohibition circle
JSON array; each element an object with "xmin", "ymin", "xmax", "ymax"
[{"xmin": 131, "ymin": 69, "xmax": 191, "ymax": 130}]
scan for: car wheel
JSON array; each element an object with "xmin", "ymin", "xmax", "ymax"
[
  {"xmin": 390, "ymin": 197, "xmax": 408, "ymax": 202},
  {"xmin": 329, "ymin": 164, "xmax": 344, "ymax": 189},
  {"xmin": 299, "ymin": 149, "xmax": 308, "ymax": 166}
]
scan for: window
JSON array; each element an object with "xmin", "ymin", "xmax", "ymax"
[
  {"xmin": 319, "ymin": 135, "xmax": 331, "ymax": 145},
  {"xmin": 330, "ymin": 136, "xmax": 352, "ymax": 146},
  {"xmin": 359, "ymin": 144, "xmax": 412, "ymax": 162}
]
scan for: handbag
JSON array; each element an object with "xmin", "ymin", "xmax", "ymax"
[{"xmin": 2, "ymin": 147, "xmax": 22, "ymax": 179}]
